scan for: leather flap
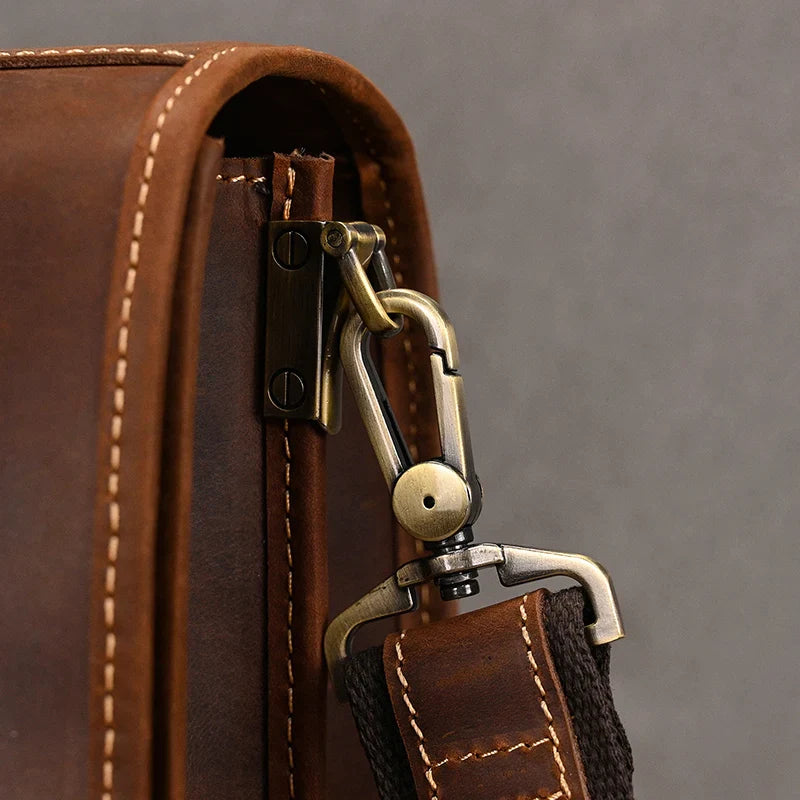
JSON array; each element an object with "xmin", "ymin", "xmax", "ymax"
[{"xmin": 0, "ymin": 42, "xmax": 439, "ymax": 800}]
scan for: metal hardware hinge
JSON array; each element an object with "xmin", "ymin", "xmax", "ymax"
[{"xmin": 263, "ymin": 220, "xmax": 395, "ymax": 432}]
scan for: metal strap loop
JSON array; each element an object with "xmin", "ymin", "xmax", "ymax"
[
  {"xmin": 321, "ymin": 221, "xmax": 401, "ymax": 336},
  {"xmin": 338, "ymin": 249, "xmax": 401, "ymax": 335}
]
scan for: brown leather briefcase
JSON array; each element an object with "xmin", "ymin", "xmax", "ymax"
[{"xmin": 0, "ymin": 42, "xmax": 633, "ymax": 800}]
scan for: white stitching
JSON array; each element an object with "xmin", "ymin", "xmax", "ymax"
[
  {"xmin": 215, "ymin": 174, "xmax": 268, "ymax": 184},
  {"xmin": 438, "ymin": 741, "xmax": 546, "ymax": 768},
  {"xmin": 100, "ymin": 45, "xmax": 236, "ymax": 800},
  {"xmin": 520, "ymin": 794, "xmax": 563, "ymax": 800},
  {"xmin": 317, "ymin": 88, "xmax": 420, "ymax": 454},
  {"xmin": 431, "ymin": 737, "xmax": 550, "ymax": 768},
  {"xmin": 283, "ymin": 161, "xmax": 297, "ymax": 800},
  {"xmin": 283, "ymin": 418, "xmax": 295, "ymax": 799},
  {"xmin": 397, "ymin": 627, "xmax": 564, "ymax": 800},
  {"xmin": 0, "ymin": 46, "xmax": 193, "ymax": 58},
  {"xmin": 395, "ymin": 634, "xmax": 439, "ymax": 800},
  {"xmin": 520, "ymin": 595, "xmax": 572, "ymax": 800}
]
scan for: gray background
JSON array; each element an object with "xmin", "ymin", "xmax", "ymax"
[{"xmin": 5, "ymin": 2, "xmax": 799, "ymax": 797}]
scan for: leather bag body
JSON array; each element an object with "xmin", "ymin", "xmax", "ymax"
[
  {"xmin": 0, "ymin": 41, "xmax": 633, "ymax": 800},
  {"xmin": 0, "ymin": 42, "xmax": 447, "ymax": 800}
]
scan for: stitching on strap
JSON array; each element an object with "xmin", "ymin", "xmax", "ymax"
[
  {"xmin": 395, "ymin": 633, "xmax": 439, "ymax": 800},
  {"xmin": 100, "ymin": 45, "xmax": 236, "ymax": 800},
  {"xmin": 395, "ymin": 628, "xmax": 564, "ymax": 800},
  {"xmin": 520, "ymin": 595, "xmax": 572, "ymax": 800},
  {"xmin": 283, "ymin": 161, "xmax": 297, "ymax": 800},
  {"xmin": 431, "ymin": 737, "xmax": 550, "ymax": 768},
  {"xmin": 0, "ymin": 46, "xmax": 193, "ymax": 58}
]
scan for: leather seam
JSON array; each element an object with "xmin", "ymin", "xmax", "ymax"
[
  {"xmin": 313, "ymin": 81, "xmax": 432, "ymax": 623},
  {"xmin": 395, "ymin": 633, "xmax": 439, "ymax": 800},
  {"xmin": 283, "ymin": 160, "xmax": 297, "ymax": 800},
  {"xmin": 520, "ymin": 595, "xmax": 571, "ymax": 800},
  {"xmin": 431, "ymin": 737, "xmax": 550, "ymax": 768},
  {"xmin": 0, "ymin": 46, "xmax": 193, "ymax": 58},
  {"xmin": 100, "ymin": 45, "xmax": 237, "ymax": 800},
  {"xmin": 215, "ymin": 174, "xmax": 268, "ymax": 184}
]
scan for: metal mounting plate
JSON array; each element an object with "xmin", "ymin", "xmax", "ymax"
[{"xmin": 263, "ymin": 220, "xmax": 343, "ymax": 431}]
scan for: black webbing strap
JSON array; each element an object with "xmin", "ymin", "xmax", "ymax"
[
  {"xmin": 543, "ymin": 588, "xmax": 634, "ymax": 799},
  {"xmin": 343, "ymin": 588, "xmax": 634, "ymax": 800},
  {"xmin": 344, "ymin": 645, "xmax": 417, "ymax": 799}
]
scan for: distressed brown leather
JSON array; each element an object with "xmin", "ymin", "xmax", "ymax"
[
  {"xmin": 265, "ymin": 152, "xmax": 332, "ymax": 800},
  {"xmin": 383, "ymin": 591, "xmax": 590, "ymax": 800},
  {"xmin": 156, "ymin": 134, "xmax": 226, "ymax": 800},
  {"xmin": 0, "ymin": 57, "xmax": 202, "ymax": 800},
  {"xmin": 0, "ymin": 43, "xmax": 447, "ymax": 800},
  {"xmin": 188, "ymin": 155, "xmax": 271, "ymax": 800}
]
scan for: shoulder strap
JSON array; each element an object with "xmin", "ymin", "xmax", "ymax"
[{"xmin": 345, "ymin": 589, "xmax": 634, "ymax": 800}]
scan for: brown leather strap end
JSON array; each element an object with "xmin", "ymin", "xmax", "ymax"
[{"xmin": 383, "ymin": 591, "xmax": 590, "ymax": 800}]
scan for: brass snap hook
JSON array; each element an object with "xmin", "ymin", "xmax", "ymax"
[
  {"xmin": 327, "ymin": 230, "xmax": 626, "ymax": 705},
  {"xmin": 340, "ymin": 288, "xmax": 483, "ymax": 543}
]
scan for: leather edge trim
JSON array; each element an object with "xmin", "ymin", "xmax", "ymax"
[
  {"xmin": 153, "ymin": 134, "xmax": 224, "ymax": 800},
  {"xmin": 0, "ymin": 45, "xmax": 196, "ymax": 70}
]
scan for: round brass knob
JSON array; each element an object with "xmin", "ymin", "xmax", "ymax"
[{"xmin": 391, "ymin": 462, "xmax": 471, "ymax": 541}]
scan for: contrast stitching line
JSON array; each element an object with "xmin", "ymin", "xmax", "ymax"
[
  {"xmin": 431, "ymin": 737, "xmax": 550, "ymax": 768},
  {"xmin": 396, "ymin": 637, "xmax": 558, "ymax": 800},
  {"xmin": 215, "ymin": 174, "xmax": 268, "ymax": 184},
  {"xmin": 325, "ymin": 93, "xmax": 421, "ymax": 454},
  {"xmin": 313, "ymin": 81, "xmax": 430, "ymax": 624},
  {"xmin": 100, "ymin": 45, "xmax": 236, "ymax": 800},
  {"xmin": 283, "ymin": 165, "xmax": 296, "ymax": 221},
  {"xmin": 283, "ymin": 161, "xmax": 297, "ymax": 800},
  {"xmin": 284, "ymin": 418, "xmax": 295, "ymax": 798},
  {"xmin": 395, "ymin": 634, "xmax": 438, "ymax": 800},
  {"xmin": 520, "ymin": 595, "xmax": 571, "ymax": 800},
  {"xmin": 0, "ymin": 46, "xmax": 193, "ymax": 58},
  {"xmin": 397, "ymin": 629, "xmax": 562, "ymax": 800}
]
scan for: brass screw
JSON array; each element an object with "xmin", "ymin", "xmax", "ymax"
[
  {"xmin": 274, "ymin": 230, "xmax": 309, "ymax": 269},
  {"xmin": 269, "ymin": 368, "xmax": 305, "ymax": 410}
]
